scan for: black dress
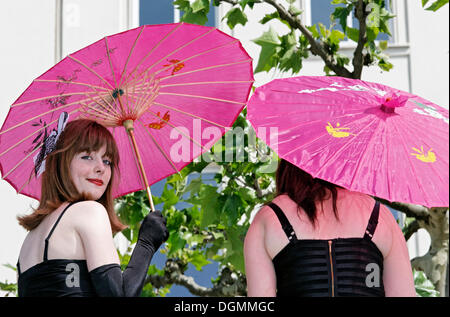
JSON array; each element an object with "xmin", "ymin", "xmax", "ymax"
[{"xmin": 269, "ymin": 201, "xmax": 385, "ymax": 297}]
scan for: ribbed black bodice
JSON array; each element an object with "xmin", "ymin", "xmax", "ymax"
[{"xmin": 269, "ymin": 202, "xmax": 385, "ymax": 297}]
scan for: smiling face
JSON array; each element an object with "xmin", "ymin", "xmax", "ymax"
[{"xmin": 69, "ymin": 144, "xmax": 112, "ymax": 200}]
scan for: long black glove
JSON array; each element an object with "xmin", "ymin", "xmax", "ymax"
[{"xmin": 89, "ymin": 211, "xmax": 169, "ymax": 297}]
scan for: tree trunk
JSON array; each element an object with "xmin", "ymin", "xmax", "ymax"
[{"xmin": 410, "ymin": 208, "xmax": 449, "ymax": 297}]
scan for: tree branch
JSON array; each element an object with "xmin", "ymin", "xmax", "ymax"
[
  {"xmin": 373, "ymin": 196, "xmax": 430, "ymax": 220},
  {"xmin": 352, "ymin": 0, "xmax": 368, "ymax": 78},
  {"xmin": 403, "ymin": 219, "xmax": 420, "ymax": 241},
  {"xmin": 145, "ymin": 259, "xmax": 247, "ymax": 296},
  {"xmin": 262, "ymin": 0, "xmax": 352, "ymax": 78}
]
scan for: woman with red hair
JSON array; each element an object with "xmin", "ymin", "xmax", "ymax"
[
  {"xmin": 244, "ymin": 159, "xmax": 415, "ymax": 297},
  {"xmin": 16, "ymin": 119, "xmax": 168, "ymax": 297}
]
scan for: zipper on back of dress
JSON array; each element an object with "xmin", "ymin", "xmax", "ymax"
[{"xmin": 328, "ymin": 240, "xmax": 335, "ymax": 297}]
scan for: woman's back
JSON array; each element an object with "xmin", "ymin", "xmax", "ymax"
[
  {"xmin": 244, "ymin": 188, "xmax": 416, "ymax": 297},
  {"xmin": 18, "ymin": 202, "xmax": 85, "ymax": 274},
  {"xmin": 17, "ymin": 202, "xmax": 97, "ymax": 297},
  {"xmin": 263, "ymin": 189, "xmax": 392, "ymax": 258}
]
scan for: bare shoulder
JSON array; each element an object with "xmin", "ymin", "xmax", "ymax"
[
  {"xmin": 68, "ymin": 201, "xmax": 110, "ymax": 231},
  {"xmin": 338, "ymin": 189, "xmax": 374, "ymax": 206},
  {"xmin": 251, "ymin": 203, "xmax": 277, "ymax": 228}
]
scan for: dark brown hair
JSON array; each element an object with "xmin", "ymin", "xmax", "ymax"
[
  {"xmin": 275, "ymin": 159, "xmax": 340, "ymax": 227},
  {"xmin": 17, "ymin": 119, "xmax": 127, "ymax": 233}
]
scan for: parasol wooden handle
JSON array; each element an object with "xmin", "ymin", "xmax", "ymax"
[{"xmin": 123, "ymin": 119, "xmax": 155, "ymax": 211}]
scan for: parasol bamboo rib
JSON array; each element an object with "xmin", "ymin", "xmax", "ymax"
[
  {"xmin": 118, "ymin": 26, "xmax": 145, "ymax": 87},
  {"xmin": 79, "ymin": 102, "xmax": 118, "ymax": 122},
  {"xmin": 153, "ymin": 92, "xmax": 247, "ymax": 105},
  {"xmin": 1, "ymin": 142, "xmax": 44, "ymax": 180},
  {"xmin": 0, "ymin": 93, "xmax": 111, "ymax": 136},
  {"xmin": 159, "ymin": 80, "xmax": 255, "ymax": 88},
  {"xmin": 33, "ymin": 79, "xmax": 110, "ymax": 91},
  {"xmin": 127, "ymin": 53, "xmax": 250, "ymax": 87},
  {"xmin": 120, "ymin": 23, "xmax": 183, "ymax": 87},
  {"xmin": 150, "ymin": 39, "xmax": 239, "ymax": 76},
  {"xmin": 144, "ymin": 110, "xmax": 207, "ymax": 152},
  {"xmin": 68, "ymin": 55, "xmax": 115, "ymax": 90},
  {"xmin": 105, "ymin": 36, "xmax": 118, "ymax": 88},
  {"xmin": 18, "ymin": 171, "xmax": 35, "ymax": 195},
  {"xmin": 129, "ymin": 59, "xmax": 253, "ymax": 94},
  {"xmin": 118, "ymin": 95, "xmax": 154, "ymax": 211},
  {"xmin": 0, "ymin": 109, "xmax": 80, "ymax": 158},
  {"xmin": 81, "ymin": 89, "xmax": 121, "ymax": 119},
  {"xmin": 122, "ymin": 24, "xmax": 215, "ymax": 88},
  {"xmin": 131, "ymin": 72, "xmax": 159, "ymax": 118},
  {"xmin": 10, "ymin": 91, "xmax": 100, "ymax": 108},
  {"xmin": 152, "ymin": 101, "xmax": 227, "ymax": 129},
  {"xmin": 152, "ymin": 59, "xmax": 253, "ymax": 83},
  {"xmin": 137, "ymin": 119, "xmax": 180, "ymax": 177}
]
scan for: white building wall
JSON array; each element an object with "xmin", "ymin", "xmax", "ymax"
[
  {"xmin": 0, "ymin": 0, "xmax": 137, "ymax": 294},
  {"xmin": 0, "ymin": 0, "xmax": 448, "ymax": 294}
]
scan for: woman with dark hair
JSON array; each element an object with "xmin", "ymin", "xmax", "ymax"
[
  {"xmin": 244, "ymin": 159, "xmax": 415, "ymax": 297},
  {"xmin": 16, "ymin": 119, "xmax": 168, "ymax": 297}
]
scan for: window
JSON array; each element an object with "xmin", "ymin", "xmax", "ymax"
[
  {"xmin": 139, "ymin": 0, "xmax": 216, "ymax": 26},
  {"xmin": 140, "ymin": 0, "xmax": 174, "ymax": 25},
  {"xmin": 308, "ymin": 0, "xmax": 394, "ymax": 42}
]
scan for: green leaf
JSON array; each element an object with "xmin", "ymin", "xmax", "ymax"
[
  {"xmin": 224, "ymin": 226, "xmax": 245, "ymax": 272},
  {"xmin": 191, "ymin": 0, "xmax": 210, "ymax": 13},
  {"xmin": 161, "ymin": 184, "xmax": 179, "ymax": 208},
  {"xmin": 2, "ymin": 263, "xmax": 17, "ymax": 272},
  {"xmin": 366, "ymin": 27, "xmax": 379, "ymax": 42},
  {"xmin": 288, "ymin": 4, "xmax": 302, "ymax": 17},
  {"xmin": 332, "ymin": 7, "xmax": 351, "ymax": 31},
  {"xmin": 307, "ymin": 25, "xmax": 320, "ymax": 39},
  {"xmin": 279, "ymin": 47, "xmax": 304, "ymax": 74},
  {"xmin": 238, "ymin": 0, "xmax": 257, "ymax": 9},
  {"xmin": 223, "ymin": 7, "xmax": 248, "ymax": 29},
  {"xmin": 188, "ymin": 251, "xmax": 212, "ymax": 271},
  {"xmin": 167, "ymin": 231, "xmax": 187, "ymax": 254},
  {"xmin": 259, "ymin": 11, "xmax": 280, "ymax": 25},
  {"xmin": 329, "ymin": 29, "xmax": 345, "ymax": 45},
  {"xmin": 379, "ymin": 40, "xmax": 388, "ymax": 51},
  {"xmin": 173, "ymin": 0, "xmax": 191, "ymax": 10},
  {"xmin": 414, "ymin": 269, "xmax": 440, "ymax": 297},
  {"xmin": 318, "ymin": 23, "xmax": 329, "ymax": 38},
  {"xmin": 252, "ymin": 27, "xmax": 281, "ymax": 73},
  {"xmin": 182, "ymin": 177, "xmax": 203, "ymax": 197},
  {"xmin": 221, "ymin": 194, "xmax": 243, "ymax": 226},
  {"xmin": 336, "ymin": 53, "xmax": 350, "ymax": 67},
  {"xmin": 346, "ymin": 27, "xmax": 359, "ymax": 42},
  {"xmin": 184, "ymin": 11, "xmax": 209, "ymax": 25},
  {"xmin": 425, "ymin": 0, "xmax": 448, "ymax": 11},
  {"xmin": 378, "ymin": 59, "xmax": 393, "ymax": 72},
  {"xmin": 199, "ymin": 186, "xmax": 221, "ymax": 227}
]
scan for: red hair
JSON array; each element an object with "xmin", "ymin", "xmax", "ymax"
[
  {"xmin": 275, "ymin": 159, "xmax": 340, "ymax": 227},
  {"xmin": 17, "ymin": 119, "xmax": 127, "ymax": 233}
]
